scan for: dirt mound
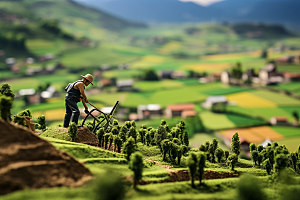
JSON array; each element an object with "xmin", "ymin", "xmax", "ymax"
[
  {"xmin": 58, "ymin": 126, "xmax": 99, "ymax": 146},
  {"xmin": 136, "ymin": 169, "xmax": 239, "ymax": 185},
  {"xmin": 0, "ymin": 120, "xmax": 93, "ymax": 195}
]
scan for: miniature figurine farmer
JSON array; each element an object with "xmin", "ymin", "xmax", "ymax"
[{"xmin": 63, "ymin": 74, "xmax": 93, "ymax": 128}]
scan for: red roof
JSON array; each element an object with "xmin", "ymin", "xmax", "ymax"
[
  {"xmin": 272, "ymin": 116, "xmax": 288, "ymax": 121},
  {"xmin": 283, "ymin": 72, "xmax": 300, "ymax": 78},
  {"xmin": 167, "ymin": 103, "xmax": 194, "ymax": 111},
  {"xmin": 182, "ymin": 110, "xmax": 197, "ymax": 117}
]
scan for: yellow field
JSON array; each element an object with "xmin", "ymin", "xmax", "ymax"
[
  {"xmin": 181, "ymin": 63, "xmax": 231, "ymax": 72},
  {"xmin": 140, "ymin": 55, "xmax": 165, "ymax": 63},
  {"xmin": 158, "ymin": 41, "xmax": 181, "ymax": 54},
  {"xmin": 33, "ymin": 108, "xmax": 65, "ymax": 121},
  {"xmin": 201, "ymin": 50, "xmax": 261, "ymax": 61},
  {"xmin": 222, "ymin": 126, "xmax": 284, "ymax": 145},
  {"xmin": 226, "ymin": 92, "xmax": 277, "ymax": 108}
]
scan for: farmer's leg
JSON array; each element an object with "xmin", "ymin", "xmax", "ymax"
[
  {"xmin": 63, "ymin": 99, "xmax": 72, "ymax": 127},
  {"xmin": 66, "ymin": 99, "xmax": 80, "ymax": 125}
]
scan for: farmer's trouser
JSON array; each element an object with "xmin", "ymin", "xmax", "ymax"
[{"xmin": 63, "ymin": 98, "xmax": 80, "ymax": 127}]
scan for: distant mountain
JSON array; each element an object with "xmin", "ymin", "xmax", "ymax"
[{"xmin": 73, "ymin": 0, "xmax": 300, "ymax": 31}]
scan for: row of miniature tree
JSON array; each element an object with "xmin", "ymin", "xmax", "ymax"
[
  {"xmin": 250, "ymin": 142, "xmax": 300, "ymax": 174},
  {"xmin": 197, "ymin": 133, "xmax": 241, "ymax": 171},
  {"xmin": 94, "ymin": 119, "xmax": 190, "ymax": 163},
  {"xmin": 0, "ymin": 83, "xmax": 46, "ymax": 130}
]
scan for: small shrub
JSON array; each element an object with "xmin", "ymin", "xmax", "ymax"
[
  {"xmin": 187, "ymin": 152, "xmax": 197, "ymax": 188},
  {"xmin": 97, "ymin": 128, "xmax": 105, "ymax": 147},
  {"xmin": 0, "ymin": 95, "xmax": 13, "ymax": 121},
  {"xmin": 128, "ymin": 126, "xmax": 137, "ymax": 143},
  {"xmin": 224, "ymin": 150, "xmax": 229, "ymax": 161},
  {"xmin": 123, "ymin": 136, "xmax": 137, "ymax": 161},
  {"xmin": 275, "ymin": 154, "xmax": 289, "ymax": 173},
  {"xmin": 227, "ymin": 154, "xmax": 238, "ymax": 171},
  {"xmin": 197, "ymin": 152, "xmax": 206, "ymax": 185},
  {"xmin": 161, "ymin": 139, "xmax": 171, "ymax": 161},
  {"xmin": 249, "ymin": 143, "xmax": 256, "ymax": 152},
  {"xmin": 263, "ymin": 158, "xmax": 272, "ymax": 175},
  {"xmin": 145, "ymin": 132, "xmax": 151, "ymax": 146},
  {"xmin": 129, "ymin": 152, "xmax": 143, "ymax": 189},
  {"xmin": 114, "ymin": 135, "xmax": 123, "ymax": 153},
  {"xmin": 257, "ymin": 144, "xmax": 264, "ymax": 153},
  {"xmin": 215, "ymin": 148, "xmax": 224, "ymax": 163},
  {"xmin": 37, "ymin": 115, "xmax": 46, "ymax": 131},
  {"xmin": 68, "ymin": 122, "xmax": 77, "ymax": 142},
  {"xmin": 237, "ymin": 174, "xmax": 265, "ymax": 200},
  {"xmin": 251, "ymin": 150, "xmax": 259, "ymax": 166},
  {"xmin": 108, "ymin": 133, "xmax": 114, "ymax": 150}
]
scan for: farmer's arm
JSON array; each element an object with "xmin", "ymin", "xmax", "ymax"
[
  {"xmin": 82, "ymin": 98, "xmax": 88, "ymax": 110},
  {"xmin": 77, "ymin": 82, "xmax": 89, "ymax": 104}
]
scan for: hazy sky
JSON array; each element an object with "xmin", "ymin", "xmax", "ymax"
[{"xmin": 179, "ymin": 0, "xmax": 225, "ymax": 6}]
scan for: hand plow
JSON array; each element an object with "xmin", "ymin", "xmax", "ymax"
[{"xmin": 81, "ymin": 101, "xmax": 119, "ymax": 133}]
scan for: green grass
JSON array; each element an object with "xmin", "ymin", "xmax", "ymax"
[
  {"xmin": 200, "ymin": 111, "xmax": 236, "ymax": 130},
  {"xmin": 134, "ymin": 80, "xmax": 184, "ymax": 92},
  {"xmin": 189, "ymin": 133, "xmax": 229, "ymax": 150},
  {"xmin": 251, "ymin": 90, "xmax": 300, "ymax": 106},
  {"xmin": 277, "ymin": 136, "xmax": 300, "ymax": 152},
  {"xmin": 226, "ymin": 113, "xmax": 267, "ymax": 127},
  {"xmin": 268, "ymin": 82, "xmax": 300, "ymax": 92},
  {"xmin": 270, "ymin": 126, "xmax": 300, "ymax": 138},
  {"xmin": 201, "ymin": 87, "xmax": 253, "ymax": 96}
]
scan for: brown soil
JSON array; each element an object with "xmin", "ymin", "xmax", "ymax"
[
  {"xmin": 137, "ymin": 160, "xmax": 239, "ymax": 185},
  {"xmin": 58, "ymin": 126, "xmax": 99, "ymax": 146},
  {"xmin": 0, "ymin": 120, "xmax": 93, "ymax": 195}
]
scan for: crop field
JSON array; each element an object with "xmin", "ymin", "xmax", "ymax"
[
  {"xmin": 226, "ymin": 92, "xmax": 277, "ymax": 108},
  {"xmin": 270, "ymin": 126, "xmax": 300, "ymax": 138},
  {"xmin": 199, "ymin": 111, "xmax": 266, "ymax": 130},
  {"xmin": 277, "ymin": 136, "xmax": 300, "ymax": 152},
  {"xmin": 221, "ymin": 126, "xmax": 284, "ymax": 145}
]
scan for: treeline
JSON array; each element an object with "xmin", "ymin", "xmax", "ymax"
[
  {"xmin": 0, "ymin": 32, "xmax": 27, "ymax": 50},
  {"xmin": 39, "ymin": 20, "xmax": 75, "ymax": 40}
]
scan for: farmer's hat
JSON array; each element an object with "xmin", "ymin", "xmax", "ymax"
[{"xmin": 81, "ymin": 74, "xmax": 94, "ymax": 85}]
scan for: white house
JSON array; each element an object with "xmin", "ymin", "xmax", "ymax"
[{"xmin": 203, "ymin": 96, "xmax": 227, "ymax": 109}]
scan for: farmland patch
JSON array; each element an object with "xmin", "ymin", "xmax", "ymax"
[
  {"xmin": 202, "ymin": 87, "xmax": 253, "ymax": 96},
  {"xmin": 182, "ymin": 63, "xmax": 231, "ymax": 73},
  {"xmin": 251, "ymin": 90, "xmax": 300, "ymax": 106},
  {"xmin": 226, "ymin": 114, "xmax": 266, "ymax": 127},
  {"xmin": 33, "ymin": 108, "xmax": 65, "ymax": 121},
  {"xmin": 270, "ymin": 126, "xmax": 300, "ymax": 138},
  {"xmin": 134, "ymin": 80, "xmax": 184, "ymax": 91},
  {"xmin": 200, "ymin": 111, "xmax": 236, "ymax": 130},
  {"xmin": 226, "ymin": 92, "xmax": 277, "ymax": 108},
  {"xmin": 277, "ymin": 136, "xmax": 300, "ymax": 152}
]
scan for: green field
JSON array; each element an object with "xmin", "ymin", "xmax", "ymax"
[
  {"xmin": 271, "ymin": 126, "xmax": 300, "ymax": 138},
  {"xmin": 250, "ymin": 90, "xmax": 300, "ymax": 106}
]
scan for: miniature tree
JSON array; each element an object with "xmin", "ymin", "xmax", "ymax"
[
  {"xmin": 169, "ymin": 142, "xmax": 178, "ymax": 162},
  {"xmin": 114, "ymin": 135, "xmax": 123, "ymax": 153},
  {"xmin": 274, "ymin": 154, "xmax": 289, "ymax": 172},
  {"xmin": 290, "ymin": 152, "xmax": 297, "ymax": 171},
  {"xmin": 257, "ymin": 153, "xmax": 263, "ymax": 167},
  {"xmin": 128, "ymin": 126, "xmax": 137, "ymax": 143},
  {"xmin": 224, "ymin": 150, "xmax": 229, "ymax": 161},
  {"xmin": 257, "ymin": 144, "xmax": 264, "ymax": 153},
  {"xmin": 111, "ymin": 127, "xmax": 119, "ymax": 135},
  {"xmin": 68, "ymin": 122, "xmax": 78, "ymax": 142},
  {"xmin": 108, "ymin": 133, "xmax": 114, "ymax": 150},
  {"xmin": 209, "ymin": 138, "xmax": 218, "ymax": 163},
  {"xmin": 37, "ymin": 115, "xmax": 46, "ymax": 131},
  {"xmin": 138, "ymin": 128, "xmax": 147, "ymax": 144},
  {"xmin": 187, "ymin": 152, "xmax": 197, "ymax": 188},
  {"xmin": 129, "ymin": 152, "xmax": 143, "ymax": 189},
  {"xmin": 197, "ymin": 152, "xmax": 206, "ymax": 185},
  {"xmin": 0, "ymin": 83, "xmax": 15, "ymax": 100},
  {"xmin": 167, "ymin": 133, "xmax": 173, "ymax": 140},
  {"xmin": 123, "ymin": 136, "xmax": 137, "ymax": 161},
  {"xmin": 130, "ymin": 120, "xmax": 136, "ymax": 128},
  {"xmin": 177, "ymin": 145, "xmax": 184, "ymax": 165},
  {"xmin": 199, "ymin": 144, "xmax": 206, "ymax": 152},
  {"xmin": 271, "ymin": 142, "xmax": 279, "ymax": 149},
  {"xmin": 104, "ymin": 133, "xmax": 110, "ymax": 149},
  {"xmin": 266, "ymin": 146, "xmax": 275, "ymax": 166},
  {"xmin": 155, "ymin": 125, "xmax": 167, "ymax": 152},
  {"xmin": 113, "ymin": 119, "xmax": 119, "ymax": 126},
  {"xmin": 119, "ymin": 126, "xmax": 128, "ymax": 143},
  {"xmin": 145, "ymin": 132, "xmax": 152, "ymax": 146},
  {"xmin": 161, "ymin": 139, "xmax": 171, "ymax": 161},
  {"xmin": 161, "ymin": 119, "xmax": 167, "ymax": 126},
  {"xmin": 263, "ymin": 158, "xmax": 272, "ymax": 175},
  {"xmin": 251, "ymin": 150, "xmax": 259, "ymax": 166},
  {"xmin": 97, "ymin": 128, "xmax": 105, "ymax": 147},
  {"xmin": 124, "ymin": 121, "xmax": 131, "ymax": 129},
  {"xmin": 215, "ymin": 148, "xmax": 224, "ymax": 163},
  {"xmin": 231, "ymin": 132, "xmax": 241, "ymax": 156},
  {"xmin": 204, "ymin": 141, "xmax": 210, "ymax": 152},
  {"xmin": 183, "ymin": 131, "xmax": 189, "ymax": 147},
  {"xmin": 249, "ymin": 143, "xmax": 256, "ymax": 152},
  {"xmin": 227, "ymin": 154, "xmax": 238, "ymax": 171},
  {"xmin": 140, "ymin": 124, "xmax": 147, "ymax": 129},
  {"xmin": 0, "ymin": 96, "xmax": 13, "ymax": 121}
]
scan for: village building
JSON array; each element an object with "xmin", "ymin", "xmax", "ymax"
[
  {"xmin": 270, "ymin": 116, "xmax": 289, "ymax": 126},
  {"xmin": 98, "ymin": 79, "xmax": 112, "ymax": 88},
  {"xmin": 203, "ymin": 96, "xmax": 227, "ymax": 109},
  {"xmin": 283, "ymin": 72, "xmax": 300, "ymax": 82},
  {"xmin": 221, "ymin": 71, "xmax": 230, "ymax": 84},
  {"xmin": 137, "ymin": 104, "xmax": 163, "ymax": 120},
  {"xmin": 116, "ymin": 79, "xmax": 134, "ymax": 91},
  {"xmin": 171, "ymin": 71, "xmax": 186, "ymax": 79},
  {"xmin": 18, "ymin": 89, "xmax": 41, "ymax": 104},
  {"xmin": 165, "ymin": 103, "xmax": 195, "ymax": 118}
]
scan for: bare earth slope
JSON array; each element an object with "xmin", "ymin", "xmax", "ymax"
[{"xmin": 0, "ymin": 120, "xmax": 92, "ymax": 195}]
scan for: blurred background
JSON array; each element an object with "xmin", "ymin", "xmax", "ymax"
[{"xmin": 0, "ymin": 0, "xmax": 300, "ymax": 155}]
